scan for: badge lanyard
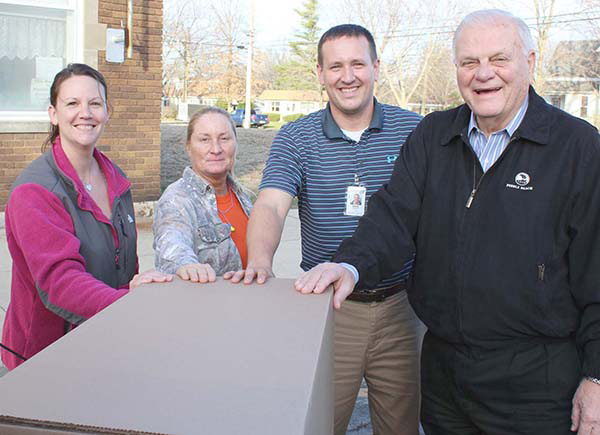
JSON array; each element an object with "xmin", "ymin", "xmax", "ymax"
[{"xmin": 344, "ymin": 141, "xmax": 367, "ymax": 217}]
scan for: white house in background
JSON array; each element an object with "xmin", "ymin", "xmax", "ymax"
[
  {"xmin": 256, "ymin": 90, "xmax": 326, "ymax": 118},
  {"xmin": 198, "ymin": 95, "xmax": 220, "ymax": 106},
  {"xmin": 544, "ymin": 78, "xmax": 600, "ymax": 122},
  {"xmin": 543, "ymin": 40, "xmax": 600, "ymax": 126}
]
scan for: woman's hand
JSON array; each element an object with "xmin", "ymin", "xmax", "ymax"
[
  {"xmin": 129, "ymin": 269, "xmax": 173, "ymax": 290},
  {"xmin": 176, "ymin": 263, "xmax": 217, "ymax": 283}
]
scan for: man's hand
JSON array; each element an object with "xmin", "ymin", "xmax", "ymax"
[
  {"xmin": 294, "ymin": 262, "xmax": 356, "ymax": 309},
  {"xmin": 223, "ymin": 264, "xmax": 274, "ymax": 285},
  {"xmin": 571, "ymin": 378, "xmax": 600, "ymax": 434},
  {"xmin": 129, "ymin": 269, "xmax": 173, "ymax": 289},
  {"xmin": 176, "ymin": 263, "xmax": 216, "ymax": 283}
]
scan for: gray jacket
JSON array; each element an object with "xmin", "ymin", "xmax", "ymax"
[{"xmin": 153, "ymin": 166, "xmax": 253, "ymax": 275}]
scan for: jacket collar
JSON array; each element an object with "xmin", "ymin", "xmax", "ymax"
[
  {"xmin": 442, "ymin": 86, "xmax": 551, "ymax": 146},
  {"xmin": 182, "ymin": 166, "xmax": 246, "ymax": 196},
  {"xmin": 51, "ymin": 137, "xmax": 131, "ymax": 211},
  {"xmin": 321, "ymin": 98, "xmax": 383, "ymax": 139}
]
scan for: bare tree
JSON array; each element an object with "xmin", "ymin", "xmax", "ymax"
[
  {"xmin": 253, "ymin": 48, "xmax": 286, "ymax": 94},
  {"xmin": 208, "ymin": 0, "xmax": 247, "ymax": 107},
  {"xmin": 531, "ymin": 0, "xmax": 557, "ymax": 94},
  {"xmin": 580, "ymin": 0, "xmax": 600, "ymax": 38},
  {"xmin": 413, "ymin": 44, "xmax": 462, "ymax": 113},
  {"xmin": 162, "ymin": 0, "xmax": 247, "ymax": 107},
  {"xmin": 163, "ymin": 0, "xmax": 209, "ymax": 101}
]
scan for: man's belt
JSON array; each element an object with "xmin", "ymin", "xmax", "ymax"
[{"xmin": 346, "ymin": 282, "xmax": 407, "ymax": 303}]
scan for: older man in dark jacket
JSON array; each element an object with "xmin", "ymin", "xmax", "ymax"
[{"xmin": 295, "ymin": 9, "xmax": 600, "ymax": 435}]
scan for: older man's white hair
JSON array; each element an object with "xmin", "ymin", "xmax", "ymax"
[{"xmin": 452, "ymin": 9, "xmax": 536, "ymax": 63}]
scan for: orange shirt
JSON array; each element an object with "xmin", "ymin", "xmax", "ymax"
[{"xmin": 216, "ymin": 189, "xmax": 248, "ymax": 268}]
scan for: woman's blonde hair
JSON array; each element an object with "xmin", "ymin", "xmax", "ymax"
[{"xmin": 186, "ymin": 107, "xmax": 237, "ymax": 144}]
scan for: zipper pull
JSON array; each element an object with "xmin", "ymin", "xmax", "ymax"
[
  {"xmin": 119, "ymin": 215, "xmax": 127, "ymax": 237},
  {"xmin": 538, "ymin": 264, "xmax": 545, "ymax": 281},
  {"xmin": 466, "ymin": 189, "xmax": 477, "ymax": 208}
]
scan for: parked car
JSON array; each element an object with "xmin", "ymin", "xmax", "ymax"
[{"xmin": 231, "ymin": 109, "xmax": 269, "ymax": 127}]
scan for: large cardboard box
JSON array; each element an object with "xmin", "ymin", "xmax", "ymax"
[{"xmin": 0, "ymin": 278, "xmax": 333, "ymax": 434}]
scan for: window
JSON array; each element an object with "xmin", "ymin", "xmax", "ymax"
[
  {"xmin": 549, "ymin": 95, "xmax": 564, "ymax": 110},
  {"xmin": 0, "ymin": 1, "xmax": 81, "ymax": 120},
  {"xmin": 272, "ymin": 101, "xmax": 280, "ymax": 112},
  {"xmin": 581, "ymin": 95, "xmax": 588, "ymax": 119}
]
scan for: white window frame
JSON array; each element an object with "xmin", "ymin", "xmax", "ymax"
[
  {"xmin": 0, "ymin": 0, "xmax": 83, "ymax": 126},
  {"xmin": 581, "ymin": 95, "xmax": 589, "ymax": 119}
]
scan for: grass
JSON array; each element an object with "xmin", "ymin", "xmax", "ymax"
[{"xmin": 264, "ymin": 120, "xmax": 285, "ymax": 130}]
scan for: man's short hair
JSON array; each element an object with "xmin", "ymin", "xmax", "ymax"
[
  {"xmin": 317, "ymin": 24, "xmax": 378, "ymax": 66},
  {"xmin": 452, "ymin": 9, "xmax": 536, "ymax": 63}
]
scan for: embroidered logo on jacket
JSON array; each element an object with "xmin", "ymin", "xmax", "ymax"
[{"xmin": 506, "ymin": 172, "xmax": 534, "ymax": 191}]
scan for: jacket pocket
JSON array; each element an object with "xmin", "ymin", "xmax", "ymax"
[
  {"xmin": 195, "ymin": 223, "xmax": 231, "ymax": 270},
  {"xmin": 197, "ymin": 223, "xmax": 230, "ymax": 244},
  {"xmin": 532, "ymin": 261, "xmax": 556, "ymax": 335},
  {"xmin": 533, "ymin": 257, "xmax": 576, "ymax": 336}
]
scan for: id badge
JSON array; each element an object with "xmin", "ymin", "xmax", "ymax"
[{"xmin": 345, "ymin": 185, "xmax": 367, "ymax": 216}]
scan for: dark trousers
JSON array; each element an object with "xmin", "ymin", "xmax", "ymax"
[{"xmin": 420, "ymin": 331, "xmax": 581, "ymax": 435}]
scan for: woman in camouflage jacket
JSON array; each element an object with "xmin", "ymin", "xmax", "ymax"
[{"xmin": 153, "ymin": 108, "xmax": 253, "ymax": 282}]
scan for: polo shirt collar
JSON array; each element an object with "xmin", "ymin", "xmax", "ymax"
[{"xmin": 321, "ymin": 98, "xmax": 383, "ymax": 139}]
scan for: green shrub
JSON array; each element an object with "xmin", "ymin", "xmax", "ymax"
[
  {"xmin": 283, "ymin": 113, "xmax": 305, "ymax": 122},
  {"xmin": 236, "ymin": 102, "xmax": 256, "ymax": 111},
  {"xmin": 264, "ymin": 112, "xmax": 282, "ymax": 122},
  {"xmin": 161, "ymin": 105, "xmax": 177, "ymax": 120},
  {"xmin": 215, "ymin": 99, "xmax": 229, "ymax": 110}
]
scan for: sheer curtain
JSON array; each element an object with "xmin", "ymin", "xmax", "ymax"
[
  {"xmin": 0, "ymin": 11, "xmax": 66, "ymax": 111},
  {"xmin": 0, "ymin": 14, "xmax": 65, "ymax": 60}
]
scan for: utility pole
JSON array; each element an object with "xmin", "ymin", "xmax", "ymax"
[
  {"xmin": 242, "ymin": 0, "xmax": 254, "ymax": 129},
  {"xmin": 183, "ymin": 41, "xmax": 188, "ymax": 102}
]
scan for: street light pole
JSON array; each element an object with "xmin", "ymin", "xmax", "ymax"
[{"xmin": 242, "ymin": 0, "xmax": 254, "ymax": 129}]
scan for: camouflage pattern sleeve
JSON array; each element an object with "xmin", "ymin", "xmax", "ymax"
[{"xmin": 152, "ymin": 178, "xmax": 200, "ymax": 274}]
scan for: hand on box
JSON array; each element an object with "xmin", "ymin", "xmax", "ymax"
[
  {"xmin": 294, "ymin": 262, "xmax": 355, "ymax": 310},
  {"xmin": 223, "ymin": 264, "xmax": 274, "ymax": 285},
  {"xmin": 129, "ymin": 269, "xmax": 173, "ymax": 290},
  {"xmin": 176, "ymin": 263, "xmax": 216, "ymax": 283}
]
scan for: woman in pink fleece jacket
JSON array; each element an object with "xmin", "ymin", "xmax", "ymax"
[{"xmin": 1, "ymin": 64, "xmax": 171, "ymax": 370}]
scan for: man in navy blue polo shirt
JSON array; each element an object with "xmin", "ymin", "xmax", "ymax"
[{"xmin": 226, "ymin": 24, "xmax": 423, "ymax": 434}]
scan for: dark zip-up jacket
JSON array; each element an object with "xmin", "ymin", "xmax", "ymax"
[
  {"xmin": 335, "ymin": 87, "xmax": 600, "ymax": 378},
  {"xmin": 1, "ymin": 139, "xmax": 138, "ymax": 369}
]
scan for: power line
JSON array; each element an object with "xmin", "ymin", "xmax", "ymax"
[
  {"xmin": 169, "ymin": 10, "xmax": 600, "ymax": 52},
  {"xmin": 163, "ymin": 37, "xmax": 246, "ymax": 49},
  {"xmin": 380, "ymin": 15, "xmax": 600, "ymax": 40},
  {"xmin": 375, "ymin": 11, "xmax": 600, "ymax": 38}
]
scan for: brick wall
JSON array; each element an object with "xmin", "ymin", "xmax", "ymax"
[
  {"xmin": 0, "ymin": 134, "xmax": 47, "ymax": 209},
  {"xmin": 0, "ymin": 0, "xmax": 163, "ymax": 210},
  {"xmin": 97, "ymin": 0, "xmax": 163, "ymax": 204}
]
